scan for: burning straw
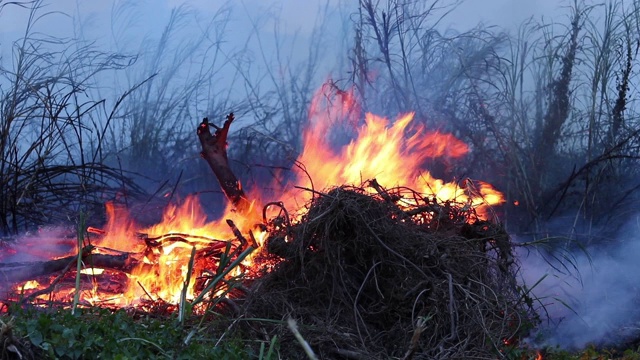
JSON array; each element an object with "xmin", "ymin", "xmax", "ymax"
[{"xmin": 242, "ymin": 183, "xmax": 537, "ymax": 359}]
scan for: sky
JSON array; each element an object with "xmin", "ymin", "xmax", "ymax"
[
  {"xmin": 1, "ymin": 0, "xmax": 567, "ymax": 43},
  {"xmin": 0, "ymin": 0, "xmax": 573, "ymax": 107}
]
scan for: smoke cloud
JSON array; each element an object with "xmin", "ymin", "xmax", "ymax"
[{"xmin": 521, "ymin": 214, "xmax": 640, "ymax": 349}]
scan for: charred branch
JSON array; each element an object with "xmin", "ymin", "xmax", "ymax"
[
  {"xmin": 87, "ymin": 226, "xmax": 230, "ymax": 249},
  {"xmin": 1, "ymin": 232, "xmax": 236, "ymax": 286},
  {"xmin": 197, "ymin": 114, "xmax": 251, "ymax": 213},
  {"xmin": 0, "ymin": 249, "xmax": 139, "ymax": 284}
]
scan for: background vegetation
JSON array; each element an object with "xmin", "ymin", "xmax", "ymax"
[{"xmin": 3, "ymin": 0, "xmax": 638, "ymax": 240}]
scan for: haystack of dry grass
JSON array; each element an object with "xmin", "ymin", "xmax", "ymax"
[{"xmin": 242, "ymin": 184, "xmax": 536, "ymax": 359}]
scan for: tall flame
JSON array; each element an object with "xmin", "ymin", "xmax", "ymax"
[{"xmin": 283, "ymin": 85, "xmax": 504, "ymax": 216}]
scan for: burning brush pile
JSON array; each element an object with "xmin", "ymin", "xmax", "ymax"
[
  {"xmin": 245, "ymin": 183, "xmax": 534, "ymax": 359},
  {"xmin": 0, "ymin": 85, "xmax": 537, "ymax": 359}
]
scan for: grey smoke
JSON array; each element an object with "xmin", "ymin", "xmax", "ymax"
[{"xmin": 521, "ymin": 214, "xmax": 640, "ymax": 349}]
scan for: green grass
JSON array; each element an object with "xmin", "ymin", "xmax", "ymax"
[
  {"xmin": 5, "ymin": 305, "xmax": 640, "ymax": 360},
  {"xmin": 4, "ymin": 307, "xmax": 256, "ymax": 360}
]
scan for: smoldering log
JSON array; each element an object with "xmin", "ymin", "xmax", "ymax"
[
  {"xmin": 197, "ymin": 113, "xmax": 251, "ymax": 213},
  {"xmin": 0, "ymin": 251, "xmax": 140, "ymax": 283}
]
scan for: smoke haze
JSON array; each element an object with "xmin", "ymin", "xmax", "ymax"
[{"xmin": 521, "ymin": 214, "xmax": 640, "ymax": 349}]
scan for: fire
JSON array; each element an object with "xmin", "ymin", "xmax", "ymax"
[
  {"xmin": 5, "ymin": 82, "xmax": 504, "ymax": 309},
  {"xmin": 79, "ymin": 268, "xmax": 104, "ymax": 276},
  {"xmin": 20, "ymin": 280, "xmax": 40, "ymax": 291},
  {"xmin": 284, "ymin": 85, "xmax": 504, "ymax": 217},
  {"xmin": 95, "ymin": 196, "xmax": 263, "ymax": 305}
]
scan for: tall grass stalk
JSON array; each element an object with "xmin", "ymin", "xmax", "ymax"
[
  {"xmin": 287, "ymin": 318, "xmax": 318, "ymax": 360},
  {"xmin": 258, "ymin": 335, "xmax": 278, "ymax": 360},
  {"xmin": 191, "ymin": 245, "xmax": 254, "ymax": 306},
  {"xmin": 0, "ymin": 1, "xmax": 146, "ymax": 234},
  {"xmin": 71, "ymin": 212, "xmax": 85, "ymax": 315},
  {"xmin": 178, "ymin": 246, "xmax": 197, "ymax": 324}
]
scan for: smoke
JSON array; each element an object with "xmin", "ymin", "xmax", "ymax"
[
  {"xmin": 2, "ymin": 226, "xmax": 77, "ymax": 263},
  {"xmin": 520, "ymin": 214, "xmax": 640, "ymax": 349},
  {"xmin": 0, "ymin": 226, "xmax": 77, "ymax": 295}
]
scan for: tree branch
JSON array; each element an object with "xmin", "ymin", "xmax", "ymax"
[{"xmin": 197, "ymin": 113, "xmax": 251, "ymax": 213}]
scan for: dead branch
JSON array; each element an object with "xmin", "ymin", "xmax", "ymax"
[{"xmin": 197, "ymin": 114, "xmax": 251, "ymax": 213}]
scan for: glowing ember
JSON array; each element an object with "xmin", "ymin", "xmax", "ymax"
[
  {"xmin": 79, "ymin": 268, "xmax": 105, "ymax": 276},
  {"xmin": 19, "ymin": 280, "xmax": 40, "ymax": 291}
]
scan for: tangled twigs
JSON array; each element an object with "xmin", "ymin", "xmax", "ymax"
[
  {"xmin": 262, "ymin": 201, "xmax": 292, "ymax": 233},
  {"xmin": 368, "ymin": 178, "xmax": 400, "ymax": 203},
  {"xmin": 243, "ymin": 184, "xmax": 537, "ymax": 359},
  {"xmin": 368, "ymin": 178, "xmax": 407, "ymax": 219}
]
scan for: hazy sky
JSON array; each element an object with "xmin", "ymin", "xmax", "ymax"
[
  {"xmin": 0, "ymin": 0, "xmax": 572, "ymax": 85},
  {"xmin": 444, "ymin": 0, "xmax": 563, "ymax": 30},
  {"xmin": 0, "ymin": 0, "xmax": 577, "ymax": 131},
  {"xmin": 1, "ymin": 0, "xmax": 567, "ymax": 41}
]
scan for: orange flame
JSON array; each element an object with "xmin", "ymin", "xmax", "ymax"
[
  {"xmin": 283, "ymin": 85, "xmax": 504, "ymax": 217},
  {"xmin": 95, "ymin": 196, "xmax": 264, "ymax": 306}
]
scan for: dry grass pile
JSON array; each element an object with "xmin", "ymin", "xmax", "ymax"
[{"xmin": 242, "ymin": 184, "xmax": 536, "ymax": 359}]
